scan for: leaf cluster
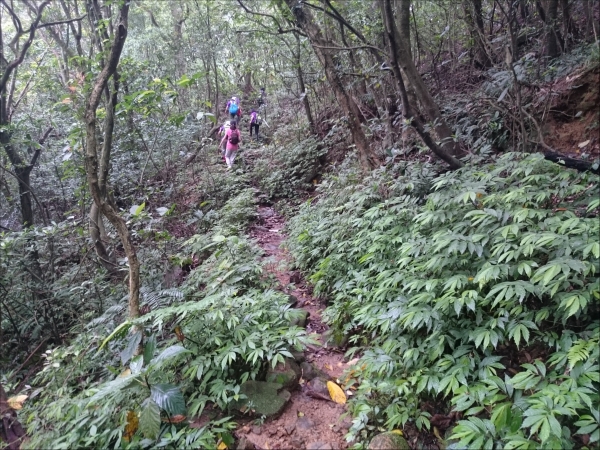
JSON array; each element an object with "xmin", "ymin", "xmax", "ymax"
[{"xmin": 286, "ymin": 152, "xmax": 600, "ymax": 448}]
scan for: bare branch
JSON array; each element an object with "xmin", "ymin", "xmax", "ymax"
[
  {"xmin": 0, "ymin": 1, "xmax": 52, "ymax": 94},
  {"xmin": 36, "ymin": 15, "xmax": 87, "ymax": 29},
  {"xmin": 237, "ymin": 0, "xmax": 307, "ymax": 37}
]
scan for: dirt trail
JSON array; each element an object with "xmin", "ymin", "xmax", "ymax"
[{"xmin": 234, "ymin": 205, "xmax": 352, "ymax": 450}]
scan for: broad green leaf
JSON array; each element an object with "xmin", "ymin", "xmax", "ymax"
[
  {"xmin": 151, "ymin": 345, "xmax": 190, "ymax": 367},
  {"xmin": 121, "ymin": 329, "xmax": 143, "ymax": 365},
  {"xmin": 139, "ymin": 397, "xmax": 161, "ymax": 440},
  {"xmin": 98, "ymin": 321, "xmax": 132, "ymax": 351},
  {"xmin": 143, "ymin": 335, "xmax": 157, "ymax": 365},
  {"xmin": 151, "ymin": 383, "xmax": 186, "ymax": 415}
]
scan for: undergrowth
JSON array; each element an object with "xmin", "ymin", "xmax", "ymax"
[
  {"xmin": 21, "ymin": 172, "xmax": 315, "ymax": 449},
  {"xmin": 287, "ymin": 153, "xmax": 600, "ymax": 449}
]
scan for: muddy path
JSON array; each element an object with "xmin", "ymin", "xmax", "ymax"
[{"xmin": 233, "ymin": 205, "xmax": 353, "ymax": 450}]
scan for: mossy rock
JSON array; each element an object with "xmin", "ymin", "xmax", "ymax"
[
  {"xmin": 300, "ymin": 361, "xmax": 328, "ymax": 381},
  {"xmin": 286, "ymin": 295, "xmax": 299, "ymax": 307},
  {"xmin": 289, "ymin": 309, "xmax": 309, "ymax": 328},
  {"xmin": 323, "ymin": 329, "xmax": 349, "ymax": 348},
  {"xmin": 266, "ymin": 358, "xmax": 301, "ymax": 389},
  {"xmin": 368, "ymin": 432, "xmax": 410, "ymax": 450},
  {"xmin": 230, "ymin": 381, "xmax": 290, "ymax": 418}
]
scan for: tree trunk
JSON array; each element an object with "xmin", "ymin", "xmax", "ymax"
[
  {"xmin": 385, "ymin": 0, "xmax": 463, "ymax": 160},
  {"xmin": 536, "ymin": 0, "xmax": 563, "ymax": 57},
  {"xmin": 84, "ymin": 2, "xmax": 139, "ymax": 321},
  {"xmin": 381, "ymin": 0, "xmax": 463, "ymax": 169},
  {"xmin": 283, "ymin": 0, "xmax": 378, "ymax": 170},
  {"xmin": 395, "ymin": 0, "xmax": 420, "ymax": 110},
  {"xmin": 560, "ymin": 0, "xmax": 577, "ymax": 47},
  {"xmin": 295, "ymin": 35, "xmax": 315, "ymax": 133},
  {"xmin": 464, "ymin": 0, "xmax": 492, "ymax": 68}
]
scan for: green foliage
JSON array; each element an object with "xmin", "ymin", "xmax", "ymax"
[
  {"xmin": 287, "ymin": 153, "xmax": 600, "ymax": 448},
  {"xmin": 23, "ymin": 209, "xmax": 315, "ymax": 448},
  {"xmin": 253, "ymin": 137, "xmax": 326, "ymax": 199}
]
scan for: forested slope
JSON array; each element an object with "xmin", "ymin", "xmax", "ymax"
[{"xmin": 0, "ymin": 1, "xmax": 599, "ymax": 449}]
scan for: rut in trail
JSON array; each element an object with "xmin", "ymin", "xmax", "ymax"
[{"xmin": 233, "ymin": 205, "xmax": 354, "ymax": 450}]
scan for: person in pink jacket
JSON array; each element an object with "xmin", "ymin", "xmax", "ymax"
[{"xmin": 219, "ymin": 120, "xmax": 242, "ymax": 169}]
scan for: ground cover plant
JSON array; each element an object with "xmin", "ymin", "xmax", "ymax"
[
  {"xmin": 19, "ymin": 170, "xmax": 315, "ymax": 449},
  {"xmin": 287, "ymin": 152, "xmax": 600, "ymax": 448}
]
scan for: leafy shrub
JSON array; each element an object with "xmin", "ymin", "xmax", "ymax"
[
  {"xmin": 253, "ymin": 137, "xmax": 327, "ymax": 199},
  {"xmin": 287, "ymin": 153, "xmax": 600, "ymax": 448},
  {"xmin": 23, "ymin": 230, "xmax": 315, "ymax": 448},
  {"xmin": 213, "ymin": 188, "xmax": 258, "ymax": 235}
]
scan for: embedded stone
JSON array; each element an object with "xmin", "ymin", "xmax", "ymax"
[
  {"xmin": 230, "ymin": 381, "xmax": 290, "ymax": 418},
  {"xmin": 368, "ymin": 432, "xmax": 410, "ymax": 450},
  {"xmin": 266, "ymin": 358, "xmax": 301, "ymax": 389}
]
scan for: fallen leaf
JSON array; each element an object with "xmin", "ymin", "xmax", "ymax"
[
  {"xmin": 7, "ymin": 395, "xmax": 28, "ymax": 410},
  {"xmin": 392, "ymin": 429, "xmax": 404, "ymax": 436},
  {"xmin": 217, "ymin": 441, "xmax": 227, "ymax": 450},
  {"xmin": 433, "ymin": 426, "xmax": 443, "ymax": 441},
  {"xmin": 123, "ymin": 410, "xmax": 139, "ymax": 442},
  {"xmin": 327, "ymin": 381, "xmax": 347, "ymax": 404},
  {"xmin": 174, "ymin": 326, "xmax": 185, "ymax": 342},
  {"xmin": 345, "ymin": 358, "xmax": 360, "ymax": 366},
  {"xmin": 119, "ymin": 368, "xmax": 132, "ymax": 377},
  {"xmin": 298, "ymin": 411, "xmax": 305, "ymax": 417},
  {"xmin": 325, "ymin": 363, "xmax": 333, "ymax": 371},
  {"xmin": 162, "ymin": 414, "xmax": 186, "ymax": 423},
  {"xmin": 578, "ymin": 140, "xmax": 590, "ymax": 148}
]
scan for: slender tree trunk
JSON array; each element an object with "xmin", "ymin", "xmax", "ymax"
[
  {"xmin": 384, "ymin": 0, "xmax": 463, "ymax": 160},
  {"xmin": 536, "ymin": 0, "xmax": 563, "ymax": 57},
  {"xmin": 395, "ymin": 0, "xmax": 420, "ymax": 110},
  {"xmin": 85, "ymin": 2, "xmax": 139, "ymax": 320},
  {"xmin": 283, "ymin": 0, "xmax": 378, "ymax": 170},
  {"xmin": 381, "ymin": 0, "xmax": 463, "ymax": 169},
  {"xmin": 464, "ymin": 0, "xmax": 492, "ymax": 68},
  {"xmin": 560, "ymin": 0, "xmax": 577, "ymax": 47}
]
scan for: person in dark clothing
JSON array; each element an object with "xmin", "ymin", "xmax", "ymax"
[{"xmin": 249, "ymin": 108, "xmax": 261, "ymax": 140}]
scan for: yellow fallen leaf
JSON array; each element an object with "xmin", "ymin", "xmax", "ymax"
[
  {"xmin": 123, "ymin": 410, "xmax": 138, "ymax": 442},
  {"xmin": 325, "ymin": 363, "xmax": 333, "ymax": 371},
  {"xmin": 433, "ymin": 426, "xmax": 442, "ymax": 441},
  {"xmin": 7, "ymin": 395, "xmax": 28, "ymax": 410},
  {"xmin": 119, "ymin": 368, "xmax": 131, "ymax": 377},
  {"xmin": 217, "ymin": 441, "xmax": 228, "ymax": 450},
  {"xmin": 327, "ymin": 381, "xmax": 346, "ymax": 404},
  {"xmin": 392, "ymin": 429, "xmax": 404, "ymax": 436}
]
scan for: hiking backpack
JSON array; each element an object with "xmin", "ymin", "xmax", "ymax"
[
  {"xmin": 228, "ymin": 129, "xmax": 240, "ymax": 145},
  {"xmin": 229, "ymin": 103, "xmax": 239, "ymax": 115}
]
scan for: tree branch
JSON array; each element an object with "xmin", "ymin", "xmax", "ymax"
[
  {"xmin": 35, "ymin": 15, "xmax": 87, "ymax": 29},
  {"xmin": 0, "ymin": 1, "xmax": 51, "ymax": 94},
  {"xmin": 237, "ymin": 0, "xmax": 307, "ymax": 37}
]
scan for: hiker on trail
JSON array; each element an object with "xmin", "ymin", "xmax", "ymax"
[
  {"xmin": 257, "ymin": 88, "xmax": 265, "ymax": 108},
  {"xmin": 218, "ymin": 120, "xmax": 231, "ymax": 158},
  {"xmin": 225, "ymin": 96, "xmax": 241, "ymax": 121},
  {"xmin": 249, "ymin": 108, "xmax": 261, "ymax": 140},
  {"xmin": 219, "ymin": 120, "xmax": 241, "ymax": 169}
]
